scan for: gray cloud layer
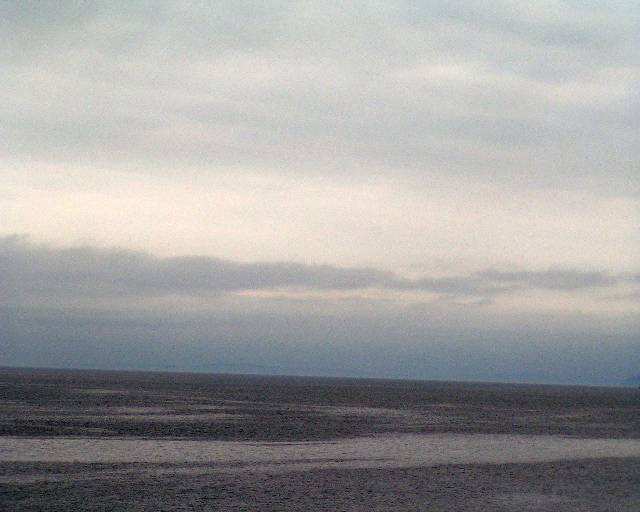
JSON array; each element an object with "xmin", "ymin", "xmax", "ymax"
[
  {"xmin": 2, "ymin": 301, "xmax": 638, "ymax": 386},
  {"xmin": 0, "ymin": 236, "xmax": 627, "ymax": 303},
  {"xmin": 2, "ymin": 1, "xmax": 638, "ymax": 193},
  {"xmin": 1, "ymin": 235, "xmax": 638, "ymax": 385}
]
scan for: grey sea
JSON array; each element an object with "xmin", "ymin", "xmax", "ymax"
[{"xmin": 1, "ymin": 368, "xmax": 639, "ymax": 511}]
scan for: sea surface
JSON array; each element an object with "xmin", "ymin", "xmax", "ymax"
[{"xmin": 1, "ymin": 367, "xmax": 639, "ymax": 511}]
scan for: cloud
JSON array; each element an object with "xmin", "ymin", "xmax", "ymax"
[
  {"xmin": 476, "ymin": 269, "xmax": 619, "ymax": 290},
  {"xmin": 2, "ymin": 299, "xmax": 639, "ymax": 385},
  {"xmin": 2, "ymin": 1, "xmax": 638, "ymax": 194},
  {"xmin": 1, "ymin": 234, "xmax": 637, "ymax": 386},
  {"xmin": 0, "ymin": 235, "xmax": 390, "ymax": 297},
  {"xmin": 0, "ymin": 236, "xmax": 627, "ymax": 306}
]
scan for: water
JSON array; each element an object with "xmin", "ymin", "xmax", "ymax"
[
  {"xmin": 1, "ymin": 367, "xmax": 640, "ymax": 511},
  {"xmin": 3, "ymin": 433, "xmax": 640, "ymax": 471}
]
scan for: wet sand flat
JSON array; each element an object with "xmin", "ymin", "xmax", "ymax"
[{"xmin": 1, "ymin": 367, "xmax": 640, "ymax": 511}]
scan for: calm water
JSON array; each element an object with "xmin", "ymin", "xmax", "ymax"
[{"xmin": 1, "ymin": 367, "xmax": 640, "ymax": 511}]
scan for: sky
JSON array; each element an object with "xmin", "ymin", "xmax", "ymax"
[{"xmin": 1, "ymin": 1, "xmax": 639, "ymax": 385}]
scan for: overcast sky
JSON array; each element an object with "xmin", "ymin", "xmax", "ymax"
[{"xmin": 2, "ymin": 1, "xmax": 639, "ymax": 384}]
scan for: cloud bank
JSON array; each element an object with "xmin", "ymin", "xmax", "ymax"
[{"xmin": 1, "ymin": 235, "xmax": 629, "ymax": 303}]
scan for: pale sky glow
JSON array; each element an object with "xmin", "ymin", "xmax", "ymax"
[
  {"xmin": 3, "ymin": 166, "xmax": 638, "ymax": 273},
  {"xmin": 1, "ymin": 1, "xmax": 639, "ymax": 384}
]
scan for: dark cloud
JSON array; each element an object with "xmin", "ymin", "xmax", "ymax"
[
  {"xmin": 476, "ymin": 269, "xmax": 619, "ymax": 290},
  {"xmin": 0, "ymin": 236, "xmax": 626, "ymax": 306},
  {"xmin": 0, "ymin": 235, "xmax": 391, "ymax": 299}
]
